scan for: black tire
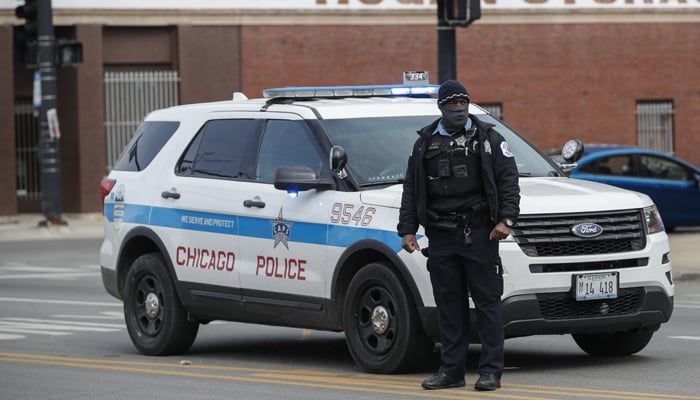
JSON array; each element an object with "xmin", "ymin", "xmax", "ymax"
[
  {"xmin": 572, "ymin": 328, "xmax": 654, "ymax": 357},
  {"xmin": 342, "ymin": 263, "xmax": 434, "ymax": 373},
  {"xmin": 123, "ymin": 253, "xmax": 199, "ymax": 355}
]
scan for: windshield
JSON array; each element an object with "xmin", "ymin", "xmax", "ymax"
[{"xmin": 320, "ymin": 113, "xmax": 560, "ymax": 186}]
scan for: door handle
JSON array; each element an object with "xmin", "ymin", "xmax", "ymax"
[
  {"xmin": 244, "ymin": 199, "xmax": 265, "ymax": 208},
  {"xmin": 161, "ymin": 189, "xmax": 181, "ymax": 199}
]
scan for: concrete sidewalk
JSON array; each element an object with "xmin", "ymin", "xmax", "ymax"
[
  {"xmin": 0, "ymin": 213, "xmax": 104, "ymax": 242},
  {"xmin": 0, "ymin": 213, "xmax": 698, "ymax": 281}
]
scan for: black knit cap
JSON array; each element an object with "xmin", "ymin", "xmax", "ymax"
[{"xmin": 437, "ymin": 79, "xmax": 470, "ymax": 105}]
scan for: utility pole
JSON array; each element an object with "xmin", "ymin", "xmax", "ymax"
[
  {"xmin": 436, "ymin": 0, "xmax": 481, "ymax": 84},
  {"xmin": 16, "ymin": 0, "xmax": 68, "ymax": 226}
]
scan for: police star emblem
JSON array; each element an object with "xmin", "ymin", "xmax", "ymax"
[{"xmin": 271, "ymin": 207, "xmax": 293, "ymax": 249}]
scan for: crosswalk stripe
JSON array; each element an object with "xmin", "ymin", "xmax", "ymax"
[
  {"xmin": 0, "ymin": 265, "xmax": 100, "ymax": 280},
  {"xmin": 2, "ymin": 318, "xmax": 125, "ymax": 329},
  {"xmin": 0, "ymin": 327, "xmax": 71, "ymax": 336},
  {"xmin": 0, "ymin": 272, "xmax": 99, "ymax": 280},
  {"xmin": 0, "ymin": 297, "xmax": 120, "ymax": 307},
  {"xmin": 0, "ymin": 321, "xmax": 120, "ymax": 332}
]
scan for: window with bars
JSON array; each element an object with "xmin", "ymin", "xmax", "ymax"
[
  {"xmin": 104, "ymin": 70, "xmax": 180, "ymax": 172},
  {"xmin": 479, "ymin": 103, "xmax": 503, "ymax": 120},
  {"xmin": 636, "ymin": 100, "xmax": 674, "ymax": 154},
  {"xmin": 14, "ymin": 99, "xmax": 41, "ymax": 200}
]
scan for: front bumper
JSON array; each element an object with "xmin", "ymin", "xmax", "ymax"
[{"xmin": 502, "ymin": 286, "xmax": 673, "ymax": 337}]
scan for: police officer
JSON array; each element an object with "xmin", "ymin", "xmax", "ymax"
[{"xmin": 397, "ymin": 80, "xmax": 520, "ymax": 391}]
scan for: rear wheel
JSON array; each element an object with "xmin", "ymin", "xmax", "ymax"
[
  {"xmin": 123, "ymin": 253, "xmax": 199, "ymax": 355},
  {"xmin": 573, "ymin": 328, "xmax": 654, "ymax": 357},
  {"xmin": 343, "ymin": 263, "xmax": 434, "ymax": 373}
]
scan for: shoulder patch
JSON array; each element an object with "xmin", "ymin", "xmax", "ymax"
[{"xmin": 500, "ymin": 141, "xmax": 514, "ymax": 158}]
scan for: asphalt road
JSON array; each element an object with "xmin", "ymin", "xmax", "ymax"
[{"xmin": 1, "ymin": 238, "xmax": 699, "ymax": 400}]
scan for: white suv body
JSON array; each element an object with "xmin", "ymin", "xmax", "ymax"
[{"xmin": 100, "ymin": 85, "xmax": 674, "ymax": 373}]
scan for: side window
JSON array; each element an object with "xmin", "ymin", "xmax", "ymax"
[
  {"xmin": 256, "ymin": 120, "xmax": 323, "ymax": 183},
  {"xmin": 580, "ymin": 156, "xmax": 631, "ymax": 176},
  {"xmin": 580, "ymin": 158, "xmax": 613, "ymax": 175},
  {"xmin": 113, "ymin": 121, "xmax": 180, "ymax": 171},
  {"xmin": 640, "ymin": 155, "xmax": 689, "ymax": 181},
  {"xmin": 604, "ymin": 155, "xmax": 636, "ymax": 176},
  {"xmin": 177, "ymin": 119, "xmax": 261, "ymax": 180}
]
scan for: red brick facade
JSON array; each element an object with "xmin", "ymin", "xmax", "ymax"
[
  {"xmin": 1, "ymin": 7, "xmax": 698, "ymax": 215},
  {"xmin": 241, "ymin": 23, "xmax": 700, "ymax": 161}
]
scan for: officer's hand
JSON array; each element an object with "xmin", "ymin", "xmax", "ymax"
[
  {"xmin": 489, "ymin": 222, "xmax": 511, "ymax": 241},
  {"xmin": 401, "ymin": 234, "xmax": 421, "ymax": 253}
]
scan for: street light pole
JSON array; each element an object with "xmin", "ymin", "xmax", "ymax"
[
  {"xmin": 35, "ymin": 0, "xmax": 64, "ymax": 226},
  {"xmin": 437, "ymin": 1, "xmax": 457, "ymax": 84}
]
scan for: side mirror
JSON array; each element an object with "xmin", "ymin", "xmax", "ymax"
[
  {"xmin": 329, "ymin": 145, "xmax": 347, "ymax": 171},
  {"xmin": 329, "ymin": 145, "xmax": 348, "ymax": 180},
  {"xmin": 274, "ymin": 166, "xmax": 335, "ymax": 193}
]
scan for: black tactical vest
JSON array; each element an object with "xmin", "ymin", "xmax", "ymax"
[{"xmin": 424, "ymin": 128, "xmax": 486, "ymax": 214}]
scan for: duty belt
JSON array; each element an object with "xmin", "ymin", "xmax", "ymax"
[
  {"xmin": 427, "ymin": 209, "xmax": 492, "ymax": 229},
  {"xmin": 427, "ymin": 210, "xmax": 491, "ymax": 247}
]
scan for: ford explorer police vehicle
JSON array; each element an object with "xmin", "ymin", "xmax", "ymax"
[{"xmin": 100, "ymin": 83, "xmax": 674, "ymax": 373}]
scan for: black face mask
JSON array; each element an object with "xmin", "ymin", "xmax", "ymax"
[{"xmin": 439, "ymin": 104, "xmax": 469, "ymax": 132}]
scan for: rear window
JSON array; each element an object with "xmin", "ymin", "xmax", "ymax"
[{"xmin": 113, "ymin": 121, "xmax": 180, "ymax": 171}]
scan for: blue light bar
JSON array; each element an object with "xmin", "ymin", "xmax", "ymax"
[{"xmin": 262, "ymin": 84, "xmax": 440, "ymax": 99}]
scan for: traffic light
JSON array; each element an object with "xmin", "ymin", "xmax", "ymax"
[
  {"xmin": 442, "ymin": 0, "xmax": 481, "ymax": 27},
  {"xmin": 15, "ymin": 0, "xmax": 39, "ymax": 44}
]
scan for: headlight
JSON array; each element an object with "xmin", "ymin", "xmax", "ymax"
[{"xmin": 643, "ymin": 205, "xmax": 665, "ymax": 234}]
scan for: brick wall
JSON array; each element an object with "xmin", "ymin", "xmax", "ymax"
[{"xmin": 241, "ymin": 23, "xmax": 700, "ymax": 166}]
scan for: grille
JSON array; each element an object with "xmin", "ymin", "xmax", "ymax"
[
  {"xmin": 513, "ymin": 210, "xmax": 646, "ymax": 257},
  {"xmin": 537, "ymin": 288, "xmax": 643, "ymax": 320},
  {"xmin": 529, "ymin": 257, "xmax": 648, "ymax": 273}
]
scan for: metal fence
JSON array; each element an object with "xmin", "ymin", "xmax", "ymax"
[
  {"xmin": 104, "ymin": 70, "xmax": 180, "ymax": 170},
  {"xmin": 636, "ymin": 101, "xmax": 674, "ymax": 154},
  {"xmin": 14, "ymin": 99, "xmax": 41, "ymax": 200}
]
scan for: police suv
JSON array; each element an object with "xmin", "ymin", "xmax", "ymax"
[{"xmin": 100, "ymin": 83, "xmax": 674, "ymax": 373}]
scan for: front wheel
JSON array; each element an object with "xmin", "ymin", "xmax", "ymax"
[
  {"xmin": 123, "ymin": 253, "xmax": 199, "ymax": 355},
  {"xmin": 572, "ymin": 328, "xmax": 655, "ymax": 357},
  {"xmin": 343, "ymin": 263, "xmax": 434, "ymax": 373}
]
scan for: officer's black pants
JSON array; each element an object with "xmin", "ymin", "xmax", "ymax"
[{"xmin": 425, "ymin": 225, "xmax": 504, "ymax": 379}]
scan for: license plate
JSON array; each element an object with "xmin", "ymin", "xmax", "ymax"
[{"xmin": 574, "ymin": 272, "xmax": 618, "ymax": 301}]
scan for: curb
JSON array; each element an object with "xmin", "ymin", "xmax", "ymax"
[{"xmin": 0, "ymin": 213, "xmax": 104, "ymax": 242}]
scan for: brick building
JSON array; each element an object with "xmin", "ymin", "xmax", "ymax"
[{"xmin": 1, "ymin": 0, "xmax": 698, "ymax": 217}]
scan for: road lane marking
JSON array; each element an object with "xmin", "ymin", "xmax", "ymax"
[
  {"xmin": 0, "ymin": 317, "xmax": 124, "ymax": 339},
  {"xmin": 0, "ymin": 265, "xmax": 100, "ymax": 280},
  {"xmin": 0, "ymin": 297, "xmax": 120, "ymax": 307},
  {"xmin": 668, "ymin": 336, "xmax": 700, "ymax": 341},
  {"xmin": 0, "ymin": 265, "xmax": 97, "ymax": 272},
  {"xmin": 0, "ymin": 333, "xmax": 25, "ymax": 340},
  {"xmin": 53, "ymin": 311, "xmax": 123, "ymax": 319},
  {"xmin": 0, "ymin": 321, "xmax": 119, "ymax": 333},
  {"xmin": 1, "ymin": 353, "xmax": 699, "ymax": 400},
  {"xmin": 0, "ymin": 272, "xmax": 98, "ymax": 280},
  {"xmin": 0, "ymin": 327, "xmax": 70, "ymax": 335},
  {"xmin": 2, "ymin": 318, "xmax": 124, "ymax": 329}
]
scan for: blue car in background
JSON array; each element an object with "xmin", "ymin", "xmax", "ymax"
[{"xmin": 570, "ymin": 145, "xmax": 700, "ymax": 230}]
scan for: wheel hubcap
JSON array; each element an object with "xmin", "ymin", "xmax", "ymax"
[
  {"xmin": 144, "ymin": 292, "xmax": 160, "ymax": 319},
  {"xmin": 371, "ymin": 305, "xmax": 390, "ymax": 335}
]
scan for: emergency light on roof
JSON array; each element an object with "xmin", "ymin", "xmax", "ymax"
[{"xmin": 262, "ymin": 84, "xmax": 440, "ymax": 99}]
